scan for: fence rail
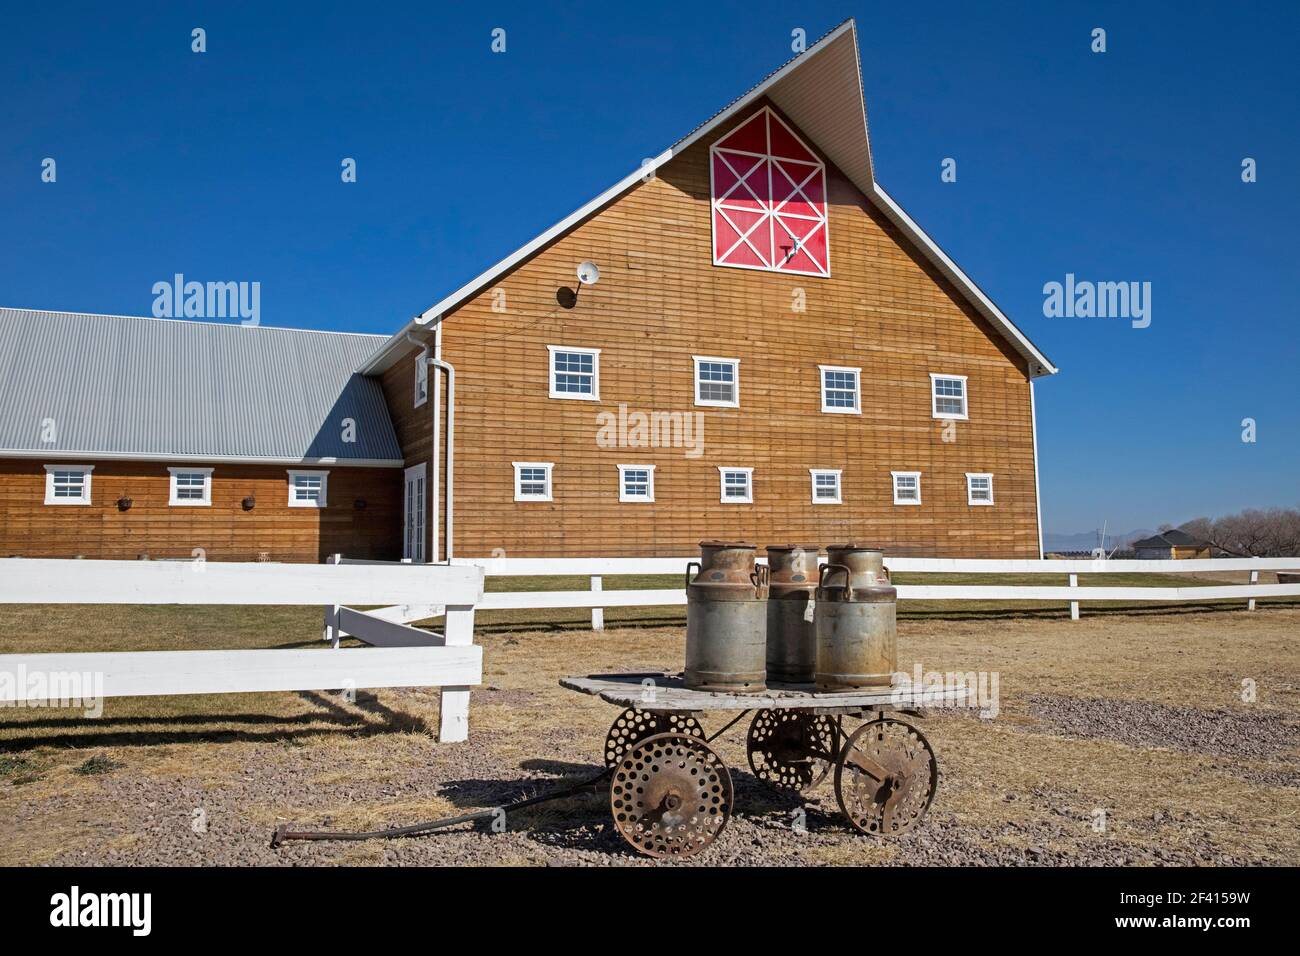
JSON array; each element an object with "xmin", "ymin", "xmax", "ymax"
[
  {"xmin": 447, "ymin": 555, "xmax": 1300, "ymax": 627},
  {"xmin": 0, "ymin": 558, "xmax": 485, "ymax": 742}
]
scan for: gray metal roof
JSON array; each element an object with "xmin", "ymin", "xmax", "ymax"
[{"xmin": 0, "ymin": 309, "xmax": 403, "ymax": 464}]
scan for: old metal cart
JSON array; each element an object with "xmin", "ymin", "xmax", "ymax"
[
  {"xmin": 560, "ymin": 671, "xmax": 969, "ymax": 859},
  {"xmin": 273, "ymin": 670, "xmax": 968, "ymax": 859}
]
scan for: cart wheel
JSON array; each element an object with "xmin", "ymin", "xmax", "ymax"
[
  {"xmin": 610, "ymin": 732, "xmax": 733, "ymax": 859},
  {"xmin": 834, "ymin": 718, "xmax": 937, "ymax": 836},
  {"xmin": 746, "ymin": 710, "xmax": 840, "ymax": 792},
  {"xmin": 603, "ymin": 708, "xmax": 704, "ymax": 769}
]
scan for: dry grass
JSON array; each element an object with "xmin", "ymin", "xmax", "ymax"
[{"xmin": 1, "ymin": 598, "xmax": 1298, "ymax": 865}]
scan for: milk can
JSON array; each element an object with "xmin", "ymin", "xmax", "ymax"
[
  {"xmin": 764, "ymin": 544, "xmax": 820, "ymax": 683},
  {"xmin": 684, "ymin": 541, "xmax": 770, "ymax": 693},
  {"xmin": 814, "ymin": 545, "xmax": 897, "ymax": 691}
]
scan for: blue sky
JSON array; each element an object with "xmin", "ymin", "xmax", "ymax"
[{"xmin": 2, "ymin": 1, "xmax": 1296, "ymax": 534}]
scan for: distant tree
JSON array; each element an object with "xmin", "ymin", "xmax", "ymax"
[{"xmin": 1179, "ymin": 508, "xmax": 1300, "ymax": 557}]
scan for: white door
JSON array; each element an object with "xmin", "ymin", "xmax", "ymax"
[{"xmin": 403, "ymin": 463, "xmax": 426, "ymax": 563}]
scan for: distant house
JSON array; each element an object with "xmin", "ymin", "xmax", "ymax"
[{"xmin": 1131, "ymin": 530, "xmax": 1212, "ymax": 560}]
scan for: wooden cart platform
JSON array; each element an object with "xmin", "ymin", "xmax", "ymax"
[{"xmin": 560, "ymin": 671, "xmax": 969, "ymax": 712}]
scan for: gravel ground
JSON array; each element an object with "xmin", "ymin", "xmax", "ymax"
[
  {"xmin": 10, "ymin": 698, "xmax": 1278, "ymax": 867},
  {"xmin": 1023, "ymin": 693, "xmax": 1300, "ymax": 760},
  {"xmin": 4, "ymin": 607, "xmax": 1299, "ymax": 866},
  {"xmin": 22, "ymin": 733, "xmax": 1254, "ymax": 868}
]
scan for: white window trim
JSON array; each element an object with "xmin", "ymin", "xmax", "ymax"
[
  {"xmin": 414, "ymin": 351, "xmax": 428, "ymax": 408},
  {"xmin": 617, "ymin": 464, "xmax": 656, "ymax": 503},
  {"xmin": 287, "ymin": 469, "xmax": 329, "ymax": 508},
  {"xmin": 43, "ymin": 464, "xmax": 93, "ymax": 505},
  {"xmin": 891, "ymin": 470, "xmax": 922, "ymax": 506},
  {"xmin": 930, "ymin": 372, "xmax": 969, "ymax": 420},
  {"xmin": 718, "ymin": 466, "xmax": 754, "ymax": 504},
  {"xmin": 692, "ymin": 355, "xmax": 740, "ymax": 408},
  {"xmin": 168, "ymin": 466, "xmax": 214, "ymax": 506},
  {"xmin": 513, "ymin": 461, "xmax": 554, "ymax": 502},
  {"xmin": 809, "ymin": 468, "xmax": 842, "ymax": 505},
  {"xmin": 547, "ymin": 345, "xmax": 601, "ymax": 401},
  {"xmin": 966, "ymin": 472, "xmax": 995, "ymax": 506},
  {"xmin": 819, "ymin": 364, "xmax": 861, "ymax": 414}
]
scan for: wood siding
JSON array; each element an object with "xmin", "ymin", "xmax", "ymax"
[
  {"xmin": 0, "ymin": 459, "xmax": 401, "ymax": 562},
  {"xmin": 384, "ymin": 98, "xmax": 1043, "ymax": 558}
]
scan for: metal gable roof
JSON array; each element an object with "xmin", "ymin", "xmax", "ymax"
[
  {"xmin": 0, "ymin": 309, "xmax": 403, "ymax": 465},
  {"xmin": 359, "ymin": 18, "xmax": 1057, "ymax": 379}
]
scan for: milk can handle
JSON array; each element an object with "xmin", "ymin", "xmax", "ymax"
[
  {"xmin": 751, "ymin": 563, "xmax": 770, "ymax": 595},
  {"xmin": 881, "ymin": 564, "xmax": 892, "ymax": 583},
  {"xmin": 819, "ymin": 563, "xmax": 852, "ymax": 598},
  {"xmin": 685, "ymin": 561, "xmax": 701, "ymax": 590}
]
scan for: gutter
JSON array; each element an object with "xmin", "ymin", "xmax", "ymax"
[{"xmin": 0, "ymin": 450, "xmax": 403, "ymax": 467}]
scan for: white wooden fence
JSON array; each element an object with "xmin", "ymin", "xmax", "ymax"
[
  {"xmin": 447, "ymin": 555, "xmax": 1300, "ymax": 627},
  {"xmin": 0, "ymin": 558, "xmax": 485, "ymax": 742}
]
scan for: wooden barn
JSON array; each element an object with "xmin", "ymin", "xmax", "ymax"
[{"xmin": 0, "ymin": 20, "xmax": 1056, "ymax": 563}]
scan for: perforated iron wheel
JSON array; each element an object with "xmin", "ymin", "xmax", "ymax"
[
  {"xmin": 603, "ymin": 708, "xmax": 704, "ymax": 769},
  {"xmin": 746, "ymin": 710, "xmax": 840, "ymax": 792},
  {"xmin": 834, "ymin": 718, "xmax": 938, "ymax": 836},
  {"xmin": 609, "ymin": 732, "xmax": 733, "ymax": 859}
]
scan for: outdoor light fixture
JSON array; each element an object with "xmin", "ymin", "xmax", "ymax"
[
  {"xmin": 242, "ymin": 496, "xmax": 256, "ymax": 511},
  {"xmin": 116, "ymin": 496, "xmax": 133, "ymax": 511}
]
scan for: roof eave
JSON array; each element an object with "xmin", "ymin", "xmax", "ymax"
[
  {"xmin": 0, "ymin": 448, "xmax": 404, "ymax": 468},
  {"xmin": 358, "ymin": 18, "xmax": 1059, "ymax": 382}
]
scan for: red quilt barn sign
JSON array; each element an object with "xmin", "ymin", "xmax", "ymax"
[{"xmin": 709, "ymin": 106, "xmax": 830, "ymax": 277}]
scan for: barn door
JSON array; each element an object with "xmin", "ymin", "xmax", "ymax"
[{"xmin": 403, "ymin": 463, "xmax": 426, "ymax": 563}]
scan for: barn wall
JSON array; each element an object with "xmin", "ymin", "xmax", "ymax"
[
  {"xmin": 383, "ymin": 99, "xmax": 1044, "ymax": 559},
  {"xmin": 0, "ymin": 459, "xmax": 402, "ymax": 562}
]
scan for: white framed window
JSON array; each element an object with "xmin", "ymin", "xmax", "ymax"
[
  {"xmin": 513, "ymin": 461, "xmax": 553, "ymax": 502},
  {"xmin": 891, "ymin": 471, "xmax": 922, "ymax": 506},
  {"xmin": 809, "ymin": 468, "xmax": 842, "ymax": 504},
  {"xmin": 966, "ymin": 472, "xmax": 994, "ymax": 506},
  {"xmin": 930, "ymin": 373, "xmax": 968, "ymax": 419},
  {"xmin": 692, "ymin": 356, "xmax": 739, "ymax": 408},
  {"xmin": 819, "ymin": 365, "xmax": 861, "ymax": 414},
  {"xmin": 547, "ymin": 346, "xmax": 600, "ymax": 400},
  {"xmin": 414, "ymin": 352, "xmax": 428, "ymax": 407},
  {"xmin": 617, "ymin": 464, "xmax": 656, "ymax": 502},
  {"xmin": 288, "ymin": 469, "xmax": 329, "ymax": 508},
  {"xmin": 168, "ymin": 467, "xmax": 213, "ymax": 506},
  {"xmin": 718, "ymin": 467, "xmax": 753, "ymax": 504},
  {"xmin": 43, "ymin": 464, "xmax": 93, "ymax": 505}
]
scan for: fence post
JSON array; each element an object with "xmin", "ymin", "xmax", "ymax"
[
  {"xmin": 1248, "ymin": 570, "xmax": 1259, "ymax": 611},
  {"xmin": 438, "ymin": 604, "xmax": 477, "ymax": 742},
  {"xmin": 1069, "ymin": 573, "xmax": 1080, "ymax": 621},
  {"xmin": 322, "ymin": 605, "xmax": 341, "ymax": 647},
  {"xmin": 323, "ymin": 553, "xmax": 342, "ymax": 645},
  {"xmin": 591, "ymin": 575, "xmax": 604, "ymax": 631}
]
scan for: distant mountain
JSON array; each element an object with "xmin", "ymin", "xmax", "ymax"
[{"xmin": 1043, "ymin": 529, "xmax": 1155, "ymax": 553}]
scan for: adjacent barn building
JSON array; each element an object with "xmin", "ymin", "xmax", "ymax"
[{"xmin": 0, "ymin": 20, "xmax": 1057, "ymax": 563}]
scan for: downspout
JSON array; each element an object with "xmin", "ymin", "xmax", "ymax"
[
  {"xmin": 1029, "ymin": 375, "xmax": 1044, "ymax": 560},
  {"xmin": 406, "ymin": 329, "xmax": 455, "ymax": 562}
]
